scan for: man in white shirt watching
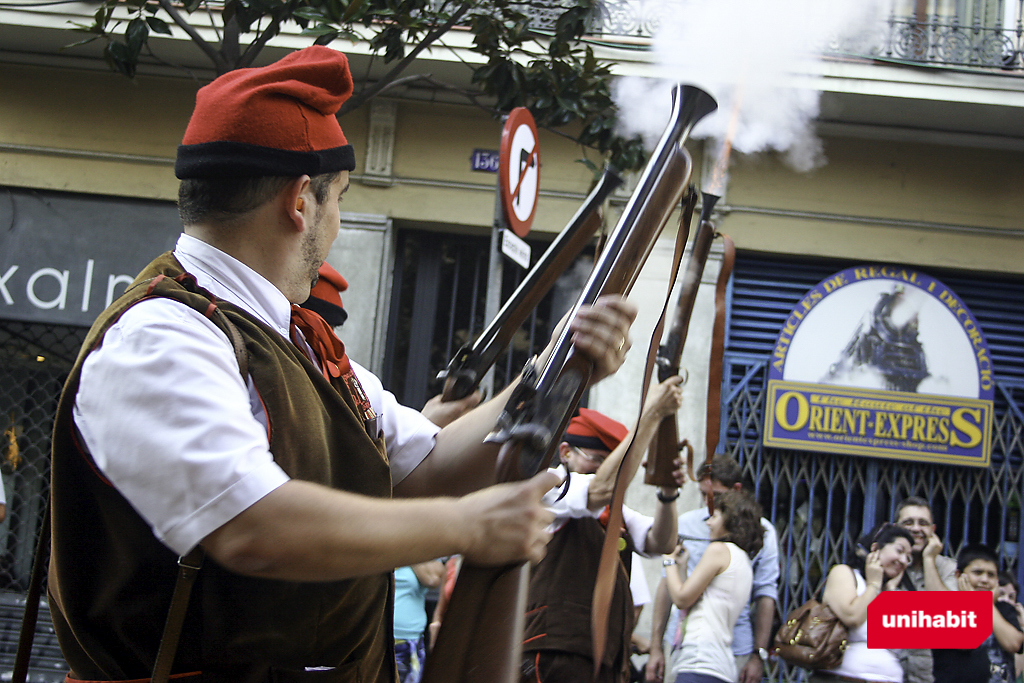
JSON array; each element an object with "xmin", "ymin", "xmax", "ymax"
[
  {"xmin": 893, "ymin": 496, "xmax": 958, "ymax": 683},
  {"xmin": 47, "ymin": 46, "xmax": 636, "ymax": 683}
]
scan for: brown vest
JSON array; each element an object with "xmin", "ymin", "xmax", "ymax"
[
  {"xmin": 49, "ymin": 254, "xmax": 395, "ymax": 683},
  {"xmin": 522, "ymin": 515, "xmax": 634, "ymax": 678}
]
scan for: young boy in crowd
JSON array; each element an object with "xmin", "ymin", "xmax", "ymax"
[{"xmin": 932, "ymin": 545, "xmax": 1024, "ymax": 683}]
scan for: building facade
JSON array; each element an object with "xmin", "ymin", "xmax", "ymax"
[{"xmin": 1, "ymin": 1, "xmax": 1023, "ymax": 679}]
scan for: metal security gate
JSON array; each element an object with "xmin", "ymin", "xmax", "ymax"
[
  {"xmin": 382, "ymin": 227, "xmax": 595, "ymax": 410},
  {"xmin": 0, "ymin": 320, "xmax": 88, "ymax": 681},
  {"xmin": 719, "ymin": 253, "xmax": 1024, "ymax": 682}
]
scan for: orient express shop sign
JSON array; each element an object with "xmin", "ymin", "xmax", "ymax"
[{"xmin": 763, "ymin": 265, "xmax": 993, "ymax": 467}]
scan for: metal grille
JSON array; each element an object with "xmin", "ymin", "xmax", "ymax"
[
  {"xmin": 383, "ymin": 228, "xmax": 592, "ymax": 410},
  {"xmin": 721, "ymin": 253, "xmax": 1024, "ymax": 682},
  {"xmin": 0, "ymin": 320, "xmax": 86, "ymax": 681},
  {"xmin": 582, "ymin": 0, "xmax": 1024, "ymax": 71},
  {"xmin": 878, "ymin": 0, "xmax": 1023, "ymax": 69}
]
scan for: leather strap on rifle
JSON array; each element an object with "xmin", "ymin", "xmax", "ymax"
[
  {"xmin": 151, "ymin": 546, "xmax": 205, "ymax": 683},
  {"xmin": 11, "ymin": 504, "xmax": 49, "ymax": 683},
  {"xmin": 11, "ymin": 514, "xmax": 205, "ymax": 683},
  {"xmin": 704, "ymin": 234, "xmax": 734, "ymax": 515},
  {"xmin": 590, "ymin": 200, "xmax": 693, "ymax": 680},
  {"xmin": 705, "ymin": 234, "xmax": 735, "ymax": 465},
  {"xmin": 682, "ymin": 438, "xmax": 696, "ymax": 483}
]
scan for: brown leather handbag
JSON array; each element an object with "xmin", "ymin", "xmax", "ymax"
[{"xmin": 773, "ymin": 597, "xmax": 849, "ymax": 670}]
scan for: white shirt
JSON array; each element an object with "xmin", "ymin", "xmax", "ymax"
[
  {"xmin": 74, "ymin": 234, "xmax": 439, "ymax": 556},
  {"xmin": 542, "ymin": 465, "xmax": 656, "ymax": 556},
  {"xmin": 630, "ymin": 554, "xmax": 651, "ymax": 606}
]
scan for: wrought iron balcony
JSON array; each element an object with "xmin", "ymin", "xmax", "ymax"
[
  {"xmin": 522, "ymin": 0, "xmax": 1024, "ymax": 72},
  {"xmin": 875, "ymin": 5, "xmax": 1022, "ymax": 70}
]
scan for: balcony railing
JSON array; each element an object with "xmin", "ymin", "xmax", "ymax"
[{"xmin": 521, "ymin": 0, "xmax": 1024, "ymax": 72}]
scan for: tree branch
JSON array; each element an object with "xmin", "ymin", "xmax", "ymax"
[
  {"xmin": 221, "ymin": 14, "xmax": 240, "ymax": 69},
  {"xmin": 238, "ymin": 12, "xmax": 283, "ymax": 68},
  {"xmin": 375, "ymin": 73, "xmax": 497, "ymax": 113},
  {"xmin": 342, "ymin": 4, "xmax": 472, "ymax": 113},
  {"xmin": 157, "ymin": 0, "xmax": 228, "ymax": 73},
  {"xmin": 141, "ymin": 43, "xmax": 203, "ymax": 81},
  {"xmin": 202, "ymin": 0, "xmax": 223, "ymax": 43}
]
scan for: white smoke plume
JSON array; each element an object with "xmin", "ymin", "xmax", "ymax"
[{"xmin": 612, "ymin": 0, "xmax": 885, "ymax": 172}]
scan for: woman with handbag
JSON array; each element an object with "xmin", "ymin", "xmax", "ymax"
[
  {"xmin": 662, "ymin": 490, "xmax": 763, "ymax": 683},
  {"xmin": 812, "ymin": 523, "xmax": 916, "ymax": 683}
]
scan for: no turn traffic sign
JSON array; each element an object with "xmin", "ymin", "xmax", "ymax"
[{"xmin": 498, "ymin": 107, "xmax": 540, "ymax": 237}]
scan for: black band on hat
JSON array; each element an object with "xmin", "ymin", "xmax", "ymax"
[
  {"xmin": 175, "ymin": 141, "xmax": 356, "ymax": 179},
  {"xmin": 301, "ymin": 295, "xmax": 348, "ymax": 327},
  {"xmin": 564, "ymin": 434, "xmax": 610, "ymax": 451}
]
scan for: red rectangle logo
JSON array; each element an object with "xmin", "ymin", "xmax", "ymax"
[{"xmin": 867, "ymin": 591, "xmax": 992, "ymax": 649}]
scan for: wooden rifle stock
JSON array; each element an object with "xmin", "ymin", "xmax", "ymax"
[
  {"xmin": 438, "ymin": 168, "xmax": 624, "ymax": 402},
  {"xmin": 421, "ymin": 84, "xmax": 717, "ymax": 683},
  {"xmin": 643, "ymin": 192, "xmax": 720, "ymax": 488}
]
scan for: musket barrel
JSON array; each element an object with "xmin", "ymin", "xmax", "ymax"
[{"xmin": 532, "ymin": 85, "xmax": 717, "ymax": 401}]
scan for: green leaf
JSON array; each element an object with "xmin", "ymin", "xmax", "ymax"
[
  {"xmin": 313, "ymin": 31, "xmax": 339, "ymax": 45},
  {"xmin": 126, "ymin": 17, "xmax": 148, "ymax": 55},
  {"xmin": 300, "ymin": 23, "xmax": 336, "ymax": 36},
  {"xmin": 104, "ymin": 41, "xmax": 136, "ymax": 78},
  {"xmin": 292, "ymin": 6, "xmax": 326, "ymax": 21},
  {"xmin": 341, "ymin": 0, "xmax": 366, "ymax": 21},
  {"xmin": 145, "ymin": 16, "xmax": 172, "ymax": 34},
  {"xmin": 183, "ymin": 0, "xmax": 202, "ymax": 11},
  {"xmin": 93, "ymin": 3, "xmax": 113, "ymax": 29}
]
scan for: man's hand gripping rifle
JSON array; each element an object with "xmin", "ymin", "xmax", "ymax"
[{"xmin": 421, "ymin": 84, "xmax": 717, "ymax": 683}]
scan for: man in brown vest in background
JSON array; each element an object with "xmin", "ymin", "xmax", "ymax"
[
  {"xmin": 48, "ymin": 46, "xmax": 636, "ymax": 683},
  {"xmin": 522, "ymin": 378, "xmax": 685, "ymax": 683}
]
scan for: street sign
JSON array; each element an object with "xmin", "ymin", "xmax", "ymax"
[
  {"xmin": 500, "ymin": 229, "xmax": 531, "ymax": 269},
  {"xmin": 498, "ymin": 107, "xmax": 540, "ymax": 237},
  {"xmin": 471, "ymin": 149, "xmax": 500, "ymax": 172}
]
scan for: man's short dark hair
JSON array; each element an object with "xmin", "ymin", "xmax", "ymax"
[
  {"xmin": 699, "ymin": 456, "xmax": 743, "ymax": 488},
  {"xmin": 956, "ymin": 543, "xmax": 999, "ymax": 573},
  {"xmin": 178, "ymin": 172, "xmax": 340, "ymax": 225},
  {"xmin": 895, "ymin": 496, "xmax": 933, "ymax": 521}
]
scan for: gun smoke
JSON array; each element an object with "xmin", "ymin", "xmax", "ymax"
[{"xmin": 612, "ymin": 0, "xmax": 884, "ymax": 173}]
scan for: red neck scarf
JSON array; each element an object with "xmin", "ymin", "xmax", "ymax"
[{"xmin": 290, "ymin": 304, "xmax": 350, "ymax": 379}]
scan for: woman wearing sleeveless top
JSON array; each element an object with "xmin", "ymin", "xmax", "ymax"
[
  {"xmin": 663, "ymin": 490, "xmax": 764, "ymax": 683},
  {"xmin": 811, "ymin": 523, "xmax": 916, "ymax": 683}
]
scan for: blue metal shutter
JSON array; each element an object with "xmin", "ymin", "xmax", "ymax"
[{"xmin": 720, "ymin": 253, "xmax": 1024, "ymax": 683}]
